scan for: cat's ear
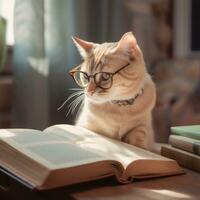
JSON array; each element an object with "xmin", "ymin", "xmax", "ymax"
[
  {"xmin": 72, "ymin": 36, "xmax": 94, "ymax": 59},
  {"xmin": 116, "ymin": 32, "xmax": 137, "ymax": 54}
]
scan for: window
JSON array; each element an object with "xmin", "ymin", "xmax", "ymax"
[
  {"xmin": 191, "ymin": 0, "xmax": 200, "ymax": 51},
  {"xmin": 173, "ymin": 0, "xmax": 200, "ymax": 57},
  {"xmin": 0, "ymin": 0, "xmax": 15, "ymax": 45}
]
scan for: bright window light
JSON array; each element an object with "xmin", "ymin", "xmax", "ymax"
[{"xmin": 0, "ymin": 0, "xmax": 15, "ymax": 45}]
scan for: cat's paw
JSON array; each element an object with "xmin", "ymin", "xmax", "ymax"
[{"xmin": 122, "ymin": 131, "xmax": 147, "ymax": 149}]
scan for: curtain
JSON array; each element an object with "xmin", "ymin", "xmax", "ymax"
[{"xmin": 12, "ymin": 0, "xmax": 133, "ymax": 129}]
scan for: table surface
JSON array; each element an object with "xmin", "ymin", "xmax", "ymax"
[
  {"xmin": 1, "ymin": 168, "xmax": 200, "ymax": 200},
  {"xmin": 66, "ymin": 169, "xmax": 200, "ymax": 200}
]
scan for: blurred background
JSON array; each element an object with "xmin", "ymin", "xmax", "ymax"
[{"xmin": 0, "ymin": 0, "xmax": 200, "ymax": 143}]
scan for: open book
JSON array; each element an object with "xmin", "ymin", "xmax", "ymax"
[{"xmin": 0, "ymin": 124, "xmax": 184, "ymax": 190}]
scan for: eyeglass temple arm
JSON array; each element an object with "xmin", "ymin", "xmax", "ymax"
[
  {"xmin": 113, "ymin": 63, "xmax": 130, "ymax": 75},
  {"xmin": 69, "ymin": 65, "xmax": 81, "ymax": 74}
]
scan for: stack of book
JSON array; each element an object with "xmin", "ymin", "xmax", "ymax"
[{"xmin": 161, "ymin": 125, "xmax": 200, "ymax": 172}]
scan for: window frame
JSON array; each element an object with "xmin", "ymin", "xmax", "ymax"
[{"xmin": 173, "ymin": 0, "xmax": 200, "ymax": 58}]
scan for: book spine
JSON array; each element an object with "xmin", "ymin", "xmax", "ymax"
[
  {"xmin": 161, "ymin": 146, "xmax": 200, "ymax": 172},
  {"xmin": 171, "ymin": 127, "xmax": 200, "ymax": 140},
  {"xmin": 169, "ymin": 135, "xmax": 200, "ymax": 156}
]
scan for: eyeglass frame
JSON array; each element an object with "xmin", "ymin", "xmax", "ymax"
[{"xmin": 69, "ymin": 62, "xmax": 130, "ymax": 89}]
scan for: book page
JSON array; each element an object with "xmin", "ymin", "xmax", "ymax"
[
  {"xmin": 44, "ymin": 125, "xmax": 171, "ymax": 168},
  {"xmin": 0, "ymin": 129, "xmax": 108, "ymax": 169}
]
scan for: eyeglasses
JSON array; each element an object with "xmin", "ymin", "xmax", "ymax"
[{"xmin": 69, "ymin": 63, "xmax": 130, "ymax": 89}]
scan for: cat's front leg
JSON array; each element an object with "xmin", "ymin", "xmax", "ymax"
[{"xmin": 122, "ymin": 126, "xmax": 151, "ymax": 149}]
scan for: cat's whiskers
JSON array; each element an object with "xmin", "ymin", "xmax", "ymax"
[
  {"xmin": 75, "ymin": 97, "xmax": 84, "ymax": 119},
  {"xmin": 69, "ymin": 88, "xmax": 83, "ymax": 91},
  {"xmin": 67, "ymin": 93, "xmax": 83, "ymax": 109},
  {"xmin": 66, "ymin": 93, "xmax": 84, "ymax": 118},
  {"xmin": 71, "ymin": 95, "xmax": 84, "ymax": 115},
  {"xmin": 57, "ymin": 90, "xmax": 84, "ymax": 111},
  {"xmin": 67, "ymin": 91, "xmax": 84, "ymax": 103}
]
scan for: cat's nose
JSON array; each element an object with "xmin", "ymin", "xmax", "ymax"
[
  {"xmin": 87, "ymin": 82, "xmax": 96, "ymax": 96},
  {"xmin": 87, "ymin": 90, "xmax": 95, "ymax": 96}
]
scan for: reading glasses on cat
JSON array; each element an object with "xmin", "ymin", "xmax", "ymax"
[{"xmin": 69, "ymin": 63, "xmax": 130, "ymax": 89}]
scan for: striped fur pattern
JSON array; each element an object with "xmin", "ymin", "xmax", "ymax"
[{"xmin": 72, "ymin": 32, "xmax": 156, "ymax": 150}]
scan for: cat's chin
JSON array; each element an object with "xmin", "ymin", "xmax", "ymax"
[{"xmin": 86, "ymin": 95, "xmax": 110, "ymax": 104}]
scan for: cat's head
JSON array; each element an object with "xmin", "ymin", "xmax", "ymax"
[{"xmin": 71, "ymin": 32, "xmax": 147, "ymax": 104}]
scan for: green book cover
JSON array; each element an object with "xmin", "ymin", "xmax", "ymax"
[{"xmin": 171, "ymin": 125, "xmax": 200, "ymax": 140}]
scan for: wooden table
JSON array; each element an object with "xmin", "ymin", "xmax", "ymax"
[
  {"xmin": 1, "ymin": 169, "xmax": 200, "ymax": 200},
  {"xmin": 69, "ymin": 169, "xmax": 200, "ymax": 200}
]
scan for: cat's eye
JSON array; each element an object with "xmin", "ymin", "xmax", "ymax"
[
  {"xmin": 94, "ymin": 72, "xmax": 112, "ymax": 88},
  {"xmin": 95, "ymin": 72, "xmax": 111, "ymax": 83},
  {"xmin": 101, "ymin": 73, "xmax": 111, "ymax": 81}
]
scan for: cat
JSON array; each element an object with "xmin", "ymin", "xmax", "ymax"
[{"xmin": 70, "ymin": 32, "xmax": 156, "ymax": 151}]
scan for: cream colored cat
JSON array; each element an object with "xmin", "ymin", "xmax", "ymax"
[{"xmin": 70, "ymin": 32, "xmax": 156, "ymax": 150}]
